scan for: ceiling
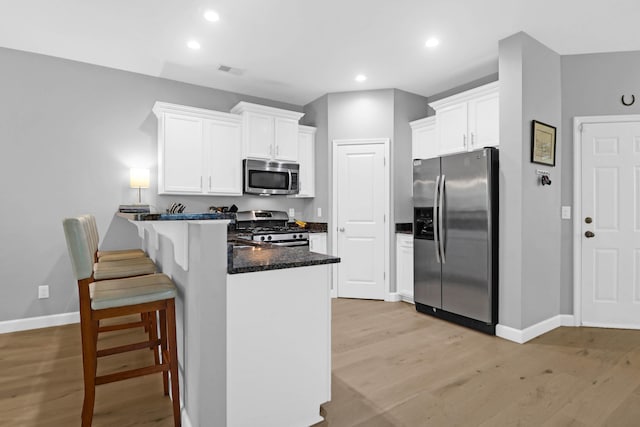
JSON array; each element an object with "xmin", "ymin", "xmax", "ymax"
[{"xmin": 1, "ymin": 0, "xmax": 639, "ymax": 106}]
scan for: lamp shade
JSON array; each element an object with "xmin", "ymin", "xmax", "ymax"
[{"xmin": 130, "ymin": 168, "xmax": 150, "ymax": 189}]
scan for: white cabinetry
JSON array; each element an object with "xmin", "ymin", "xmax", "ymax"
[
  {"xmin": 153, "ymin": 102, "xmax": 242, "ymax": 196},
  {"xmin": 309, "ymin": 233, "xmax": 327, "ymax": 254},
  {"xmin": 231, "ymin": 102, "xmax": 304, "ymax": 162},
  {"xmin": 295, "ymin": 125, "xmax": 316, "ymax": 198},
  {"xmin": 429, "ymin": 81, "xmax": 499, "ymax": 156},
  {"xmin": 410, "ymin": 116, "xmax": 437, "ymax": 160},
  {"xmin": 396, "ymin": 233, "xmax": 414, "ymax": 303}
]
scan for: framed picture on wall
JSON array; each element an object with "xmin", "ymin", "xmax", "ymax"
[{"xmin": 531, "ymin": 120, "xmax": 557, "ymax": 166}]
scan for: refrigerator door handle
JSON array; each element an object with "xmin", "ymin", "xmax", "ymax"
[
  {"xmin": 433, "ymin": 174, "xmax": 441, "ymax": 264},
  {"xmin": 439, "ymin": 174, "xmax": 446, "ymax": 264}
]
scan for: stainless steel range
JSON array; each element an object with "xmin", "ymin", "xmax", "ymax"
[{"xmin": 234, "ymin": 210, "xmax": 309, "ymax": 247}]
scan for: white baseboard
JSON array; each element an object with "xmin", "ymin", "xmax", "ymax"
[
  {"xmin": 581, "ymin": 321, "xmax": 640, "ymax": 330},
  {"xmin": 182, "ymin": 409, "xmax": 193, "ymax": 427},
  {"xmin": 496, "ymin": 314, "xmax": 575, "ymax": 344},
  {"xmin": 386, "ymin": 292, "xmax": 402, "ymax": 302},
  {"xmin": 0, "ymin": 311, "xmax": 79, "ymax": 334},
  {"xmin": 398, "ymin": 292, "xmax": 414, "ymax": 304}
]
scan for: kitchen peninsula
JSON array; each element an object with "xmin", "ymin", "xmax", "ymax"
[{"xmin": 120, "ymin": 213, "xmax": 339, "ymax": 427}]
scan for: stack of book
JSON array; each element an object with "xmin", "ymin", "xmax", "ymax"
[{"xmin": 118, "ymin": 204, "xmax": 150, "ymax": 213}]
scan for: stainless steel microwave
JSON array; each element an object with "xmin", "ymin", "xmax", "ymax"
[{"xmin": 243, "ymin": 159, "xmax": 299, "ymax": 195}]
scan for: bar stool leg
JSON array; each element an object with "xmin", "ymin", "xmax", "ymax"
[
  {"xmin": 80, "ymin": 317, "xmax": 98, "ymax": 427},
  {"xmin": 148, "ymin": 311, "xmax": 161, "ymax": 368},
  {"xmin": 159, "ymin": 307, "xmax": 169, "ymax": 395}
]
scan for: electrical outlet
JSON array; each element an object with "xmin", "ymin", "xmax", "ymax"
[
  {"xmin": 317, "ymin": 207, "xmax": 322, "ymax": 217},
  {"xmin": 288, "ymin": 208, "xmax": 295, "ymax": 218},
  {"xmin": 38, "ymin": 285, "xmax": 49, "ymax": 299}
]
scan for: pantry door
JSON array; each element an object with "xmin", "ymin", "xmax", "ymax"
[
  {"xmin": 578, "ymin": 118, "xmax": 640, "ymax": 329},
  {"xmin": 333, "ymin": 139, "xmax": 389, "ymax": 300}
]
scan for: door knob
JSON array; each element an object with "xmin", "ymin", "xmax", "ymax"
[
  {"xmin": 585, "ymin": 217, "xmax": 592, "ymax": 224},
  {"xmin": 339, "ymin": 227, "xmax": 345, "ymax": 232},
  {"xmin": 585, "ymin": 231, "xmax": 595, "ymax": 238}
]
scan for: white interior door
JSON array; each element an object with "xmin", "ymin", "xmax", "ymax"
[
  {"xmin": 335, "ymin": 142, "xmax": 387, "ymax": 300},
  {"xmin": 581, "ymin": 121, "xmax": 640, "ymax": 328}
]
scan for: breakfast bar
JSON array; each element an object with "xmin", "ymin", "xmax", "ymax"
[{"xmin": 120, "ymin": 213, "xmax": 339, "ymax": 427}]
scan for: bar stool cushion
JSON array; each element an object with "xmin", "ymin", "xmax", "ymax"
[
  {"xmin": 89, "ymin": 273, "xmax": 177, "ymax": 310},
  {"xmin": 98, "ymin": 249, "xmax": 146, "ymax": 262},
  {"xmin": 93, "ymin": 257, "xmax": 156, "ymax": 280}
]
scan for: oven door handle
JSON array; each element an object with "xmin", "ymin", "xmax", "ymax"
[{"xmin": 269, "ymin": 240, "xmax": 309, "ymax": 247}]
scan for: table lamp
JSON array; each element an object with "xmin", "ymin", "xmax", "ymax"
[{"xmin": 130, "ymin": 168, "xmax": 150, "ymax": 204}]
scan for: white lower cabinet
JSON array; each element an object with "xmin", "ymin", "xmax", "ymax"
[
  {"xmin": 396, "ymin": 233, "xmax": 414, "ymax": 303},
  {"xmin": 309, "ymin": 233, "xmax": 327, "ymax": 254},
  {"xmin": 153, "ymin": 102, "xmax": 243, "ymax": 196}
]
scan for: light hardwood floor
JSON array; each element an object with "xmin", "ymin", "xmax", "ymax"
[
  {"xmin": 318, "ymin": 299, "xmax": 640, "ymax": 427},
  {"xmin": 2, "ymin": 300, "xmax": 640, "ymax": 426}
]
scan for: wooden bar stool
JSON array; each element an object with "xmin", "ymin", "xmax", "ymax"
[
  {"xmin": 82, "ymin": 214, "xmax": 146, "ymax": 262},
  {"xmin": 63, "ymin": 217, "xmax": 181, "ymax": 427},
  {"xmin": 79, "ymin": 214, "xmax": 158, "ymax": 334}
]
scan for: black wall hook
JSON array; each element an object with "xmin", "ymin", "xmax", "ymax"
[{"xmin": 621, "ymin": 94, "xmax": 635, "ymax": 106}]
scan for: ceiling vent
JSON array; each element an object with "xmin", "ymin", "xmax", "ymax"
[{"xmin": 217, "ymin": 64, "xmax": 244, "ymax": 76}]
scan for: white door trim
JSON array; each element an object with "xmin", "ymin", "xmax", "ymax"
[
  {"xmin": 331, "ymin": 138, "xmax": 391, "ymax": 300},
  {"xmin": 573, "ymin": 114, "xmax": 640, "ymax": 327}
]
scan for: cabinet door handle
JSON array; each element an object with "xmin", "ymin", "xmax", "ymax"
[
  {"xmin": 470, "ymin": 132, "xmax": 475, "ymax": 147},
  {"xmin": 276, "ymin": 145, "xmax": 279, "ymax": 156},
  {"xmin": 200, "ymin": 176, "xmax": 203, "ymax": 189},
  {"xmin": 463, "ymin": 134, "xmax": 467, "ymax": 148},
  {"xmin": 269, "ymin": 144, "xmax": 273, "ymax": 156},
  {"xmin": 209, "ymin": 176, "xmax": 212, "ymax": 191}
]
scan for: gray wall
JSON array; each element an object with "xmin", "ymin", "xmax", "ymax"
[
  {"xmin": 304, "ymin": 89, "xmax": 429, "ymax": 292},
  {"xmin": 0, "ymin": 47, "xmax": 308, "ymax": 322},
  {"xmin": 326, "ymin": 89, "xmax": 396, "ymax": 276},
  {"xmin": 301, "ymin": 94, "xmax": 329, "ymax": 223},
  {"xmin": 393, "ymin": 89, "xmax": 431, "ymax": 223},
  {"xmin": 560, "ymin": 51, "xmax": 640, "ymax": 313},
  {"xmin": 498, "ymin": 32, "xmax": 562, "ymax": 329}
]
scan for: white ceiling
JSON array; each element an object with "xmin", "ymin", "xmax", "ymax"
[{"xmin": 1, "ymin": 0, "xmax": 639, "ymax": 106}]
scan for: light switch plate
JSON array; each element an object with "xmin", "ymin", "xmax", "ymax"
[
  {"xmin": 561, "ymin": 206, "xmax": 571, "ymax": 219},
  {"xmin": 317, "ymin": 207, "xmax": 322, "ymax": 217},
  {"xmin": 288, "ymin": 208, "xmax": 295, "ymax": 218}
]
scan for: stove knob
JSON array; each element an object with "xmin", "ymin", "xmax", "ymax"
[
  {"xmin": 267, "ymin": 235, "xmax": 272, "ymax": 241},
  {"xmin": 298, "ymin": 234, "xmax": 302, "ymax": 239},
  {"xmin": 260, "ymin": 236, "xmax": 265, "ymax": 241}
]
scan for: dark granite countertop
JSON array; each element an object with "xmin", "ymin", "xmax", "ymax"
[
  {"xmin": 118, "ymin": 212, "xmax": 236, "ymax": 221},
  {"xmin": 228, "ymin": 244, "xmax": 340, "ymax": 274}
]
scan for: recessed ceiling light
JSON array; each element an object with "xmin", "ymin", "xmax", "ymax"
[
  {"xmin": 187, "ymin": 40, "xmax": 201, "ymax": 50},
  {"xmin": 355, "ymin": 74, "xmax": 367, "ymax": 82},
  {"xmin": 204, "ymin": 10, "xmax": 220, "ymax": 22},
  {"xmin": 425, "ymin": 37, "xmax": 440, "ymax": 48}
]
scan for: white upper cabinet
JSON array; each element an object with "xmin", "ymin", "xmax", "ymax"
[
  {"xmin": 153, "ymin": 102, "xmax": 243, "ymax": 196},
  {"xmin": 161, "ymin": 113, "xmax": 205, "ymax": 193},
  {"xmin": 429, "ymin": 81, "xmax": 499, "ymax": 155},
  {"xmin": 410, "ymin": 116, "xmax": 437, "ymax": 160},
  {"xmin": 231, "ymin": 102, "xmax": 304, "ymax": 162},
  {"xmin": 204, "ymin": 118, "xmax": 243, "ymax": 195},
  {"xmin": 274, "ymin": 117, "xmax": 300, "ymax": 162},
  {"xmin": 294, "ymin": 125, "xmax": 316, "ymax": 198},
  {"xmin": 468, "ymin": 90, "xmax": 500, "ymax": 148}
]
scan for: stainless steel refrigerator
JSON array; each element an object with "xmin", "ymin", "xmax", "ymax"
[{"xmin": 413, "ymin": 147, "xmax": 498, "ymax": 334}]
